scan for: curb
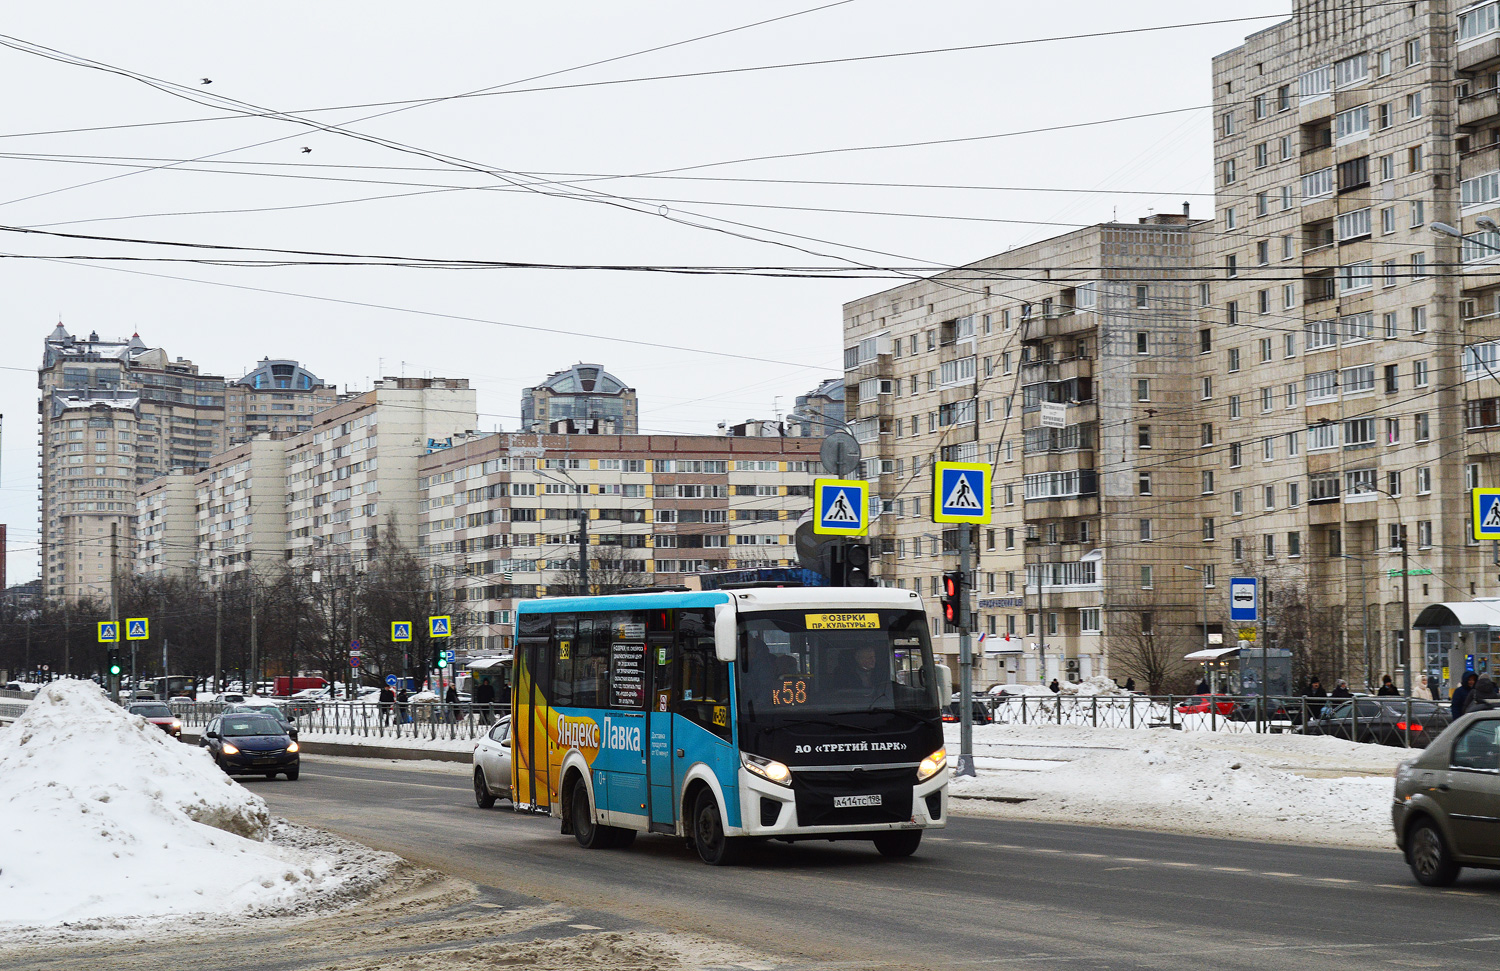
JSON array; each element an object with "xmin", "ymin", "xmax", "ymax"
[{"xmin": 182, "ymin": 730, "xmax": 472, "ymax": 763}]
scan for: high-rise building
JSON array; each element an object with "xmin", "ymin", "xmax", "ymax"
[
  {"xmin": 225, "ymin": 359, "xmax": 338, "ymax": 444},
  {"xmin": 789, "ymin": 377, "xmax": 846, "ymax": 437},
  {"xmin": 39, "ymin": 325, "xmax": 339, "ymax": 602},
  {"xmin": 416, "ymin": 432, "xmax": 819, "ymax": 652},
  {"xmin": 39, "ymin": 326, "xmax": 227, "ymax": 602},
  {"xmin": 841, "ymin": 214, "xmax": 1204, "ymax": 684},
  {"xmin": 520, "ymin": 364, "xmax": 637, "ymax": 434}
]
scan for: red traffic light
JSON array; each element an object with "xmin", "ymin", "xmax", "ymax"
[{"xmin": 940, "ymin": 571, "xmax": 963, "ymax": 625}]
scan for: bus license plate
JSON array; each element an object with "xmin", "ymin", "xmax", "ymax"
[{"xmin": 834, "ymin": 794, "xmax": 882, "ymax": 808}]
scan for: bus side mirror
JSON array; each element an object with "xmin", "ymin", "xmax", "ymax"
[{"xmin": 714, "ymin": 602, "xmax": 737, "ymax": 663}]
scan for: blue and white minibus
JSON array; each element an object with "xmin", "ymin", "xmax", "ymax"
[{"xmin": 511, "ymin": 585, "xmax": 947, "ymax": 865}]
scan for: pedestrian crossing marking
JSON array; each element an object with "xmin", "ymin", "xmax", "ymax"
[
  {"xmin": 933, "ymin": 462, "xmax": 991, "ymax": 524},
  {"xmin": 824, "ymin": 489, "xmax": 859, "ymax": 522},
  {"xmin": 813, "ymin": 478, "xmax": 868, "ymax": 535},
  {"xmin": 1473, "ymin": 489, "xmax": 1500, "ymax": 541},
  {"xmin": 943, "ymin": 473, "xmax": 983, "ymax": 510}
]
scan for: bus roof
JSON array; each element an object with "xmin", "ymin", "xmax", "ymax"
[
  {"xmin": 516, "ymin": 590, "xmax": 732, "ymax": 615},
  {"xmin": 516, "ymin": 586, "xmax": 923, "ymax": 615}
]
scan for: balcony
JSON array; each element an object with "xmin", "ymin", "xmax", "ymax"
[
  {"xmin": 1461, "ymin": 88, "xmax": 1500, "ymax": 131},
  {"xmin": 1298, "ymin": 95, "xmax": 1333, "ymax": 124},
  {"xmin": 1020, "ymin": 356, "xmax": 1093, "ymax": 385},
  {"xmin": 1461, "ymin": 36, "xmax": 1500, "ymax": 74}
]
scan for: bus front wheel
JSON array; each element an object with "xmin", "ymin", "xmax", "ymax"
[
  {"xmin": 873, "ymin": 830, "xmax": 922, "ymax": 858},
  {"xmin": 692, "ymin": 789, "xmax": 744, "ymax": 866},
  {"xmin": 571, "ymin": 776, "xmax": 631, "ymax": 849}
]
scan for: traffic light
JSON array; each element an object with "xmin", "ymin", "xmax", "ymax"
[
  {"xmin": 844, "ymin": 543, "xmax": 871, "ymax": 587},
  {"xmin": 108, "ymin": 650, "xmax": 122, "ymax": 677},
  {"xmin": 940, "ymin": 571, "xmax": 963, "ymax": 626},
  {"xmin": 433, "ymin": 648, "xmax": 447, "ymax": 670}
]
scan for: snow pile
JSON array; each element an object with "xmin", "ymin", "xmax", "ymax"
[
  {"xmin": 1058, "ymin": 676, "xmax": 1130, "ymax": 697},
  {"xmin": 0, "ymin": 680, "xmax": 383, "ymax": 929},
  {"xmin": 949, "ymin": 723, "xmax": 1411, "ymax": 848}
]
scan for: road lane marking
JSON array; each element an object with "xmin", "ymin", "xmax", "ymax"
[
  {"xmin": 1317, "ymin": 878, "xmax": 1355, "ymax": 884},
  {"xmin": 1262, "ymin": 871, "xmax": 1300, "ymax": 878},
  {"xmin": 1160, "ymin": 861, "xmax": 1195, "ymax": 867},
  {"xmin": 1213, "ymin": 867, "xmax": 1249, "ymax": 872},
  {"xmin": 299, "ymin": 776, "xmax": 464, "ymax": 792}
]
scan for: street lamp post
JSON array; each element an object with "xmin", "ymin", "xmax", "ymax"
[{"xmin": 1181, "ymin": 565, "xmax": 1210, "ymax": 691}]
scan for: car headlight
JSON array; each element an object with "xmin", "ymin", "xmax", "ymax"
[
  {"xmin": 286, "ymin": 741, "xmax": 299, "ymax": 753},
  {"xmin": 171, "ymin": 720, "xmax": 182, "ymax": 729},
  {"xmin": 742, "ymin": 752, "xmax": 792, "ymax": 787},
  {"xmin": 221, "ymin": 742, "xmax": 240, "ymax": 755},
  {"xmin": 917, "ymin": 747, "xmax": 948, "ymax": 783}
]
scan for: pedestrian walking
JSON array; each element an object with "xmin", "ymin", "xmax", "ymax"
[
  {"xmin": 445, "ymin": 684, "xmax": 460, "ymax": 723},
  {"xmin": 1464, "ymin": 675, "xmax": 1498, "ymax": 714},
  {"xmin": 1331, "ymin": 679, "xmax": 1353, "ymax": 699},
  {"xmin": 474, "ymin": 678, "xmax": 496, "ymax": 725},
  {"xmin": 1048, "ymin": 678, "xmax": 1060, "ymax": 693},
  {"xmin": 1377, "ymin": 675, "xmax": 1398, "ymax": 696},
  {"xmin": 1195, "ymin": 678, "xmax": 1210, "ymax": 694},
  {"xmin": 396, "ymin": 687, "xmax": 410, "ymax": 724},
  {"xmin": 378, "ymin": 685, "xmax": 395, "ymax": 725},
  {"xmin": 1124, "ymin": 677, "xmax": 1136, "ymax": 692},
  {"xmin": 1452, "ymin": 672, "xmax": 1478, "ymax": 719}
]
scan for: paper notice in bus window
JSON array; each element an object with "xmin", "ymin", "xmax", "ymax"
[{"xmin": 805, "ymin": 612, "xmax": 879, "ymax": 630}]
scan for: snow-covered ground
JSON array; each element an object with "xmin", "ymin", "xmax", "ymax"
[
  {"xmin": 0, "ymin": 681, "xmax": 396, "ymax": 933},
  {"xmin": 946, "ymin": 722, "xmax": 1412, "ymax": 849}
]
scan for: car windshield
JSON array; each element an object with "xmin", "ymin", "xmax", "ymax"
[
  {"xmin": 130, "ymin": 704, "xmax": 172, "ymax": 718},
  {"xmin": 220, "ymin": 716, "xmax": 284, "ymax": 737},
  {"xmin": 737, "ymin": 608, "xmax": 940, "ymax": 717}
]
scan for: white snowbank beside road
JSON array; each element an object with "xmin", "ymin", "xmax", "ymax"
[
  {"xmin": 0, "ymin": 681, "xmax": 392, "ymax": 930},
  {"xmin": 947, "ymin": 724, "xmax": 1412, "ymax": 849}
]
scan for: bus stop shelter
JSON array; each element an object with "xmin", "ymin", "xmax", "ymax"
[
  {"xmin": 1183, "ymin": 646, "xmax": 1292, "ymax": 696},
  {"xmin": 1412, "ymin": 599, "xmax": 1500, "ymax": 694}
]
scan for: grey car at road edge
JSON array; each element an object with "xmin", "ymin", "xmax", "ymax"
[{"xmin": 1393, "ymin": 704, "xmax": 1500, "ymax": 885}]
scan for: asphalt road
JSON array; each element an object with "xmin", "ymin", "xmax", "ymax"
[{"xmin": 242, "ymin": 755, "xmax": 1500, "ymax": 970}]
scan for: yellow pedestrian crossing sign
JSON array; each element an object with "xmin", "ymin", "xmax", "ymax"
[
  {"xmin": 933, "ymin": 462, "xmax": 991, "ymax": 524},
  {"xmin": 392, "ymin": 621, "xmax": 412, "ymax": 642},
  {"xmin": 126, "ymin": 618, "xmax": 149, "ymax": 640},
  {"xmin": 97, "ymin": 622, "xmax": 119, "ymax": 643},
  {"xmin": 1474, "ymin": 489, "xmax": 1500, "ymax": 541},
  {"xmin": 814, "ymin": 478, "xmax": 868, "ymax": 536},
  {"xmin": 429, "ymin": 615, "xmax": 452, "ymax": 638}
]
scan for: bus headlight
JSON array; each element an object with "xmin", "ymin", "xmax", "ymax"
[
  {"xmin": 742, "ymin": 752, "xmax": 792, "ymax": 787},
  {"xmin": 917, "ymin": 747, "xmax": 947, "ymax": 782}
]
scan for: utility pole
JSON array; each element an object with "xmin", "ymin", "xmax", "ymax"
[
  {"xmin": 1259, "ymin": 576, "xmax": 1270, "ymax": 732},
  {"xmin": 1400, "ymin": 525, "xmax": 1413, "ymax": 697},
  {"xmin": 110, "ymin": 523, "xmax": 119, "ymax": 699},
  {"xmin": 350, "ymin": 559, "xmax": 360, "ymax": 698},
  {"xmin": 214, "ymin": 583, "xmax": 223, "ymax": 694},
  {"xmin": 577, "ymin": 510, "xmax": 590, "ymax": 596},
  {"xmin": 956, "ymin": 523, "xmax": 975, "ymax": 777},
  {"xmin": 248, "ymin": 558, "xmax": 259, "ymax": 696}
]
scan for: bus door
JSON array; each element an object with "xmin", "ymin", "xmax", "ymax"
[{"xmin": 647, "ymin": 633, "xmax": 677, "ymax": 831}]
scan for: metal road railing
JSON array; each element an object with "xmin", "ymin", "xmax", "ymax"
[
  {"xmin": 979, "ymin": 693, "xmax": 1447, "ymax": 746},
  {"xmin": 172, "ymin": 700, "xmax": 510, "ymax": 741}
]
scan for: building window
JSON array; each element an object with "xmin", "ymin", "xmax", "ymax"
[
  {"xmin": 1139, "ymin": 519, "xmax": 1153, "ymax": 541},
  {"xmin": 1232, "ymin": 538, "xmax": 1244, "ymax": 561},
  {"xmin": 1136, "ymin": 379, "xmax": 1150, "ymax": 401},
  {"xmin": 1202, "ymin": 470, "xmax": 1215, "ymax": 494},
  {"xmin": 1139, "ymin": 425, "xmax": 1152, "ymax": 449},
  {"xmin": 1140, "ymin": 567, "xmax": 1153, "ymax": 590},
  {"xmin": 1228, "ymin": 347, "xmax": 1240, "ymax": 372},
  {"xmin": 1138, "ymin": 471, "xmax": 1152, "ymax": 495},
  {"xmin": 1203, "ymin": 517, "xmax": 1216, "ymax": 541}
]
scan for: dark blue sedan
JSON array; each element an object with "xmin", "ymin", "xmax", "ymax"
[{"xmin": 200, "ymin": 713, "xmax": 300, "ymax": 780}]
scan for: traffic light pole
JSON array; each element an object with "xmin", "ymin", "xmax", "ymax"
[{"xmin": 957, "ymin": 524, "xmax": 975, "ymax": 778}]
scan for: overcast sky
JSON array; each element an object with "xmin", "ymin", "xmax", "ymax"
[{"xmin": 0, "ymin": 1, "xmax": 1288, "ymax": 584}]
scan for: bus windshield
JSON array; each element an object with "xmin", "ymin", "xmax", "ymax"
[{"xmin": 737, "ymin": 609, "xmax": 940, "ymax": 718}]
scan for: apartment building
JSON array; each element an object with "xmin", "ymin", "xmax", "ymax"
[
  {"xmin": 841, "ymin": 216, "xmax": 1206, "ymax": 686},
  {"xmin": 138, "ymin": 470, "xmax": 197, "ymax": 578},
  {"xmin": 1207, "ymin": 0, "xmax": 1500, "ymax": 687},
  {"xmin": 520, "ymin": 364, "xmax": 638, "ymax": 434},
  {"xmin": 196, "ymin": 435, "xmax": 290, "ymax": 583},
  {"xmin": 224, "ymin": 358, "xmax": 338, "ymax": 445},
  {"xmin": 39, "ymin": 326, "xmax": 227, "ymax": 602},
  {"xmin": 284, "ymin": 377, "xmax": 477, "ymax": 569},
  {"xmin": 415, "ymin": 433, "xmax": 820, "ymax": 652}
]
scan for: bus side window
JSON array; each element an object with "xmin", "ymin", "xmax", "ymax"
[
  {"xmin": 571, "ymin": 618, "xmax": 610, "ymax": 708},
  {"xmin": 551, "ymin": 615, "xmax": 576, "ymax": 708},
  {"xmin": 678, "ymin": 610, "xmax": 731, "ymax": 741}
]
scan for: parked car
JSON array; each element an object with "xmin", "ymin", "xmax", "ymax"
[
  {"xmin": 222, "ymin": 702, "xmax": 298, "ymax": 741},
  {"xmin": 1394, "ymin": 704, "xmax": 1500, "ymax": 885},
  {"xmin": 200, "ymin": 712, "xmax": 299, "ymax": 780},
  {"xmin": 212, "ymin": 692, "xmax": 246, "ymax": 705},
  {"xmin": 127, "ymin": 702, "xmax": 182, "ymax": 739},
  {"xmin": 1227, "ymin": 697, "xmax": 1297, "ymax": 723},
  {"xmin": 1175, "ymin": 695, "xmax": 1236, "ymax": 717},
  {"xmin": 472, "ymin": 715, "xmax": 512, "ymax": 808},
  {"xmin": 943, "ymin": 698, "xmax": 993, "ymax": 724},
  {"xmin": 1304, "ymin": 698, "xmax": 1451, "ymax": 748}
]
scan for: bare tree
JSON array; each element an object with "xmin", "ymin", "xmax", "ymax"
[{"xmin": 1106, "ymin": 594, "xmax": 1196, "ymax": 694}]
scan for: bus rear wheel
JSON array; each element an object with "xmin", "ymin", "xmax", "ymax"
[
  {"xmin": 692, "ymin": 789, "xmax": 744, "ymax": 866},
  {"xmin": 873, "ymin": 830, "xmax": 923, "ymax": 858}
]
